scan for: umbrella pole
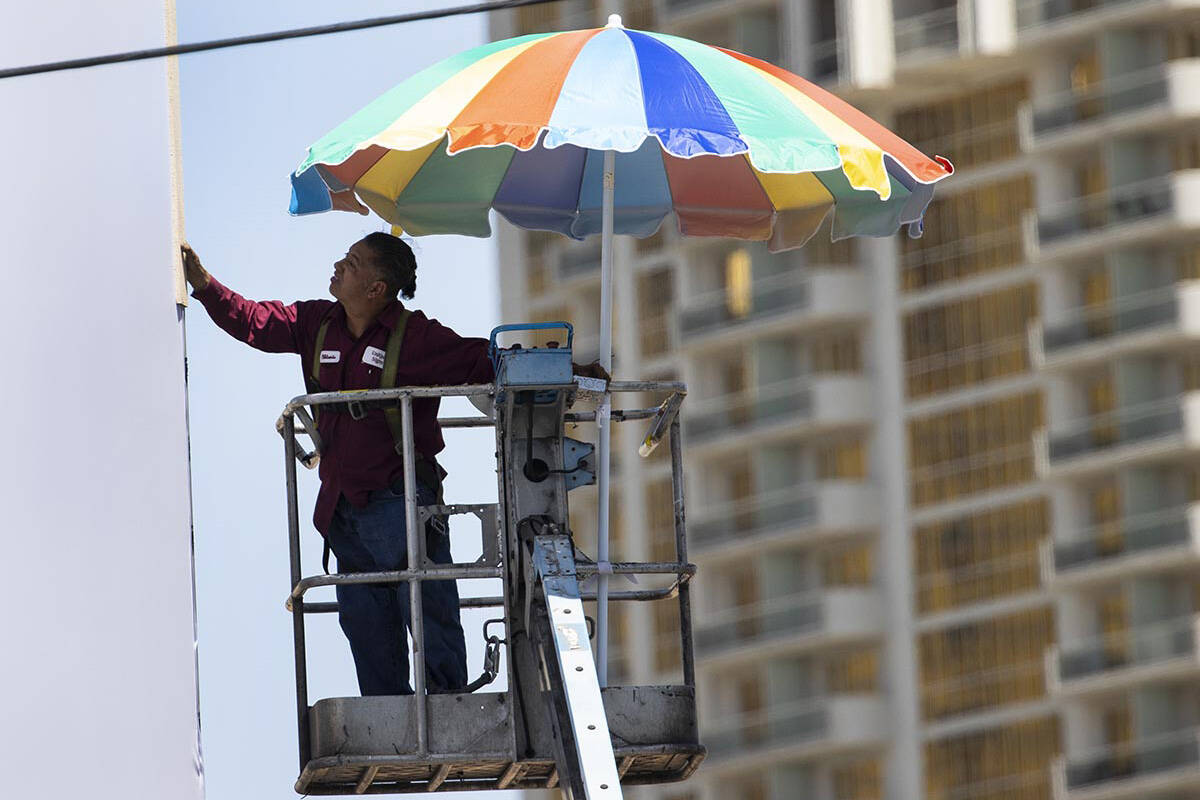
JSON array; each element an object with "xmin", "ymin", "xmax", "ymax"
[{"xmin": 595, "ymin": 149, "xmax": 616, "ymax": 686}]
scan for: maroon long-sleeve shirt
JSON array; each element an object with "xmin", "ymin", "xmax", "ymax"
[{"xmin": 193, "ymin": 277, "xmax": 494, "ymax": 534}]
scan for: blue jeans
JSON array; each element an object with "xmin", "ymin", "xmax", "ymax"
[{"xmin": 325, "ymin": 482, "xmax": 467, "ymax": 696}]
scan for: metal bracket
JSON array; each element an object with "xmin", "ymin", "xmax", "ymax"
[{"xmin": 563, "ymin": 437, "xmax": 596, "ymax": 491}]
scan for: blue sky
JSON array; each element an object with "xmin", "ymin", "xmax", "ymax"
[{"xmin": 177, "ymin": 3, "xmax": 514, "ymax": 797}]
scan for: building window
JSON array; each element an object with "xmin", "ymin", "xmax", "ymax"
[
  {"xmin": 816, "ymin": 438, "xmax": 869, "ymax": 480},
  {"xmin": 908, "ymin": 393, "xmax": 1044, "ymax": 507},
  {"xmin": 724, "ymin": 248, "xmax": 753, "ymax": 318},
  {"xmin": 623, "ymin": 0, "xmax": 656, "ymax": 31},
  {"xmin": 919, "ymin": 609, "xmax": 1055, "ymax": 720},
  {"xmin": 826, "ymin": 648, "xmax": 880, "ymax": 693},
  {"xmin": 811, "ymin": 328, "xmax": 863, "ymax": 373},
  {"xmin": 832, "ymin": 758, "xmax": 883, "ymax": 800},
  {"xmin": 904, "ymin": 284, "xmax": 1036, "ymax": 399},
  {"xmin": 1171, "ymin": 131, "xmax": 1200, "ymax": 171},
  {"xmin": 646, "ymin": 478, "xmax": 676, "ymax": 562},
  {"xmin": 653, "ymin": 600, "xmax": 682, "ymax": 675},
  {"xmin": 900, "ymin": 176, "xmax": 1032, "ymax": 293},
  {"xmin": 821, "ymin": 543, "xmax": 874, "ymax": 587},
  {"xmin": 1167, "ymin": 22, "xmax": 1200, "ymax": 60},
  {"xmin": 524, "ymin": 230, "xmax": 558, "ymax": 297},
  {"xmin": 925, "ymin": 717, "xmax": 1059, "ymax": 800},
  {"xmin": 894, "ymin": 81, "xmax": 1026, "ymax": 174},
  {"xmin": 638, "ymin": 268, "xmax": 673, "ymax": 359},
  {"xmin": 915, "ymin": 499, "xmax": 1047, "ymax": 614},
  {"xmin": 515, "ymin": 3, "xmax": 562, "ymax": 34}
]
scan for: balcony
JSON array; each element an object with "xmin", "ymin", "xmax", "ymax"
[
  {"xmin": 1047, "ymin": 615, "xmax": 1200, "ymax": 699},
  {"xmin": 702, "ymin": 694, "xmax": 887, "ymax": 770},
  {"xmin": 555, "ymin": 242, "xmax": 600, "ymax": 283},
  {"xmin": 1036, "ymin": 393, "xmax": 1200, "ymax": 479},
  {"xmin": 684, "ymin": 374, "xmax": 873, "ymax": 455},
  {"xmin": 1025, "ymin": 171, "xmax": 1200, "ymax": 263},
  {"xmin": 1034, "ymin": 282, "xmax": 1200, "ymax": 371},
  {"xmin": 695, "ymin": 588, "xmax": 881, "ymax": 666},
  {"xmin": 688, "ymin": 482, "xmax": 877, "ymax": 559},
  {"xmin": 1046, "ymin": 505, "xmax": 1200, "ymax": 588},
  {"xmin": 677, "ymin": 269, "xmax": 868, "ymax": 349},
  {"xmin": 1023, "ymin": 61, "xmax": 1200, "ymax": 151},
  {"xmin": 1053, "ymin": 728, "xmax": 1200, "ymax": 800},
  {"xmin": 1017, "ymin": 0, "xmax": 1181, "ymax": 45},
  {"xmin": 809, "ymin": 37, "xmax": 845, "ymax": 85},
  {"xmin": 893, "ymin": 5, "xmax": 961, "ymax": 69}
]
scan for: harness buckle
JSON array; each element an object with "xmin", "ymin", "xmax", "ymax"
[{"xmin": 346, "ymin": 399, "xmax": 366, "ymax": 420}]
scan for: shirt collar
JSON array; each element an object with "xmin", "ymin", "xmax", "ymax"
[
  {"xmin": 332, "ymin": 298, "xmax": 407, "ymax": 333},
  {"xmin": 375, "ymin": 298, "xmax": 407, "ymax": 331}
]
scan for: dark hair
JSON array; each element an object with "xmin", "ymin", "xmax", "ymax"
[{"xmin": 361, "ymin": 232, "xmax": 417, "ymax": 299}]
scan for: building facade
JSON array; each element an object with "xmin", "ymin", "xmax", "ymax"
[{"xmin": 489, "ymin": 1, "xmax": 1200, "ymax": 798}]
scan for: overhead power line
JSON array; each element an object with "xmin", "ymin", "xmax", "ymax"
[{"xmin": 0, "ymin": 0, "xmax": 563, "ymax": 81}]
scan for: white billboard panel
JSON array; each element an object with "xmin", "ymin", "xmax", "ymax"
[{"xmin": 0, "ymin": 2, "xmax": 203, "ymax": 798}]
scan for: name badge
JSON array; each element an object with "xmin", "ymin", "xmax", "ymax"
[
  {"xmin": 319, "ymin": 350, "xmax": 340, "ymax": 364},
  {"xmin": 363, "ymin": 346, "xmax": 386, "ymax": 369}
]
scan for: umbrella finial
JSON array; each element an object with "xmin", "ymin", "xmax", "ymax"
[{"xmin": 605, "ymin": 13, "xmax": 623, "ymax": 28}]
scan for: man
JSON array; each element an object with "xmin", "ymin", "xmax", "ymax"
[{"xmin": 183, "ymin": 233, "xmax": 493, "ymax": 696}]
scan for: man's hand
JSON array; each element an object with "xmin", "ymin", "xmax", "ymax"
[{"xmin": 180, "ymin": 242, "xmax": 210, "ymax": 291}]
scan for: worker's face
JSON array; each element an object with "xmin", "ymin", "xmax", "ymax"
[{"xmin": 330, "ymin": 240, "xmax": 387, "ymax": 305}]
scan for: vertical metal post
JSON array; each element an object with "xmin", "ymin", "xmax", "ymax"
[
  {"xmin": 668, "ymin": 419, "xmax": 695, "ymax": 689},
  {"xmin": 596, "ymin": 148, "xmax": 616, "ymax": 686},
  {"xmin": 400, "ymin": 394, "xmax": 428, "ymax": 754},
  {"xmin": 283, "ymin": 415, "xmax": 311, "ymax": 768}
]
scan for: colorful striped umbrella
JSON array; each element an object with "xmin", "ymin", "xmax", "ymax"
[
  {"xmin": 288, "ymin": 15, "xmax": 952, "ymax": 690},
  {"xmin": 289, "ymin": 17, "xmax": 953, "ymax": 250}
]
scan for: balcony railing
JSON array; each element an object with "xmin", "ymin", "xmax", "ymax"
[
  {"xmin": 916, "ymin": 546, "xmax": 1042, "ymax": 615},
  {"xmin": 689, "ymin": 487, "xmax": 817, "ymax": 549},
  {"xmin": 704, "ymin": 696, "xmax": 834, "ymax": 757},
  {"xmin": 810, "ymin": 37, "xmax": 844, "ymax": 83},
  {"xmin": 1030, "ymin": 66, "xmax": 1169, "ymax": 138},
  {"xmin": 557, "ymin": 243, "xmax": 601, "ymax": 281},
  {"xmin": 1056, "ymin": 615, "xmax": 1199, "ymax": 683},
  {"xmin": 900, "ymin": 225, "xmax": 1025, "ymax": 293},
  {"xmin": 663, "ymin": 0, "xmax": 723, "ymax": 14},
  {"xmin": 1046, "ymin": 396, "xmax": 1183, "ymax": 463},
  {"xmin": 1016, "ymin": 0, "xmax": 1146, "ymax": 31},
  {"xmin": 894, "ymin": 5, "xmax": 960, "ymax": 60},
  {"xmin": 678, "ymin": 270, "xmax": 811, "ymax": 339},
  {"xmin": 907, "ymin": 119, "xmax": 1022, "ymax": 175},
  {"xmin": 906, "ymin": 333, "xmax": 1029, "ymax": 400},
  {"xmin": 1036, "ymin": 176, "xmax": 1174, "ymax": 246},
  {"xmin": 1054, "ymin": 506, "xmax": 1194, "ymax": 574},
  {"xmin": 1063, "ymin": 727, "xmax": 1200, "ymax": 792},
  {"xmin": 1042, "ymin": 284, "xmax": 1181, "ymax": 353},
  {"xmin": 685, "ymin": 375, "xmax": 816, "ymax": 444},
  {"xmin": 695, "ymin": 590, "xmax": 826, "ymax": 655},
  {"xmin": 921, "ymin": 658, "xmax": 1047, "ymax": 722}
]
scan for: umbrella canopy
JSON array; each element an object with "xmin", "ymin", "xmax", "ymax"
[{"xmin": 290, "ymin": 21, "xmax": 952, "ymax": 250}]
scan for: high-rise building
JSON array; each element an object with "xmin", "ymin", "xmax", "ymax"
[{"xmin": 489, "ymin": 2, "xmax": 1200, "ymax": 798}]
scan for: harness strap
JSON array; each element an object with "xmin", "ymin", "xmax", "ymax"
[
  {"xmin": 381, "ymin": 310, "xmax": 443, "ymax": 502},
  {"xmin": 381, "ymin": 309, "xmax": 412, "ymax": 445},
  {"xmin": 309, "ymin": 317, "xmax": 332, "ymax": 424}
]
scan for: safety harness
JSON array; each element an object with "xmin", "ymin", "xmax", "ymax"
[{"xmin": 309, "ymin": 309, "xmax": 445, "ymax": 573}]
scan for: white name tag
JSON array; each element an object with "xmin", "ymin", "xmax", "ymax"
[
  {"xmin": 319, "ymin": 350, "xmax": 341, "ymax": 364},
  {"xmin": 363, "ymin": 346, "xmax": 386, "ymax": 369}
]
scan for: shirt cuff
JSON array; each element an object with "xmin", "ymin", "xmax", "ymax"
[{"xmin": 191, "ymin": 274, "xmax": 226, "ymax": 303}]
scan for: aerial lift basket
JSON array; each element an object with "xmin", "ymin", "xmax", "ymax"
[{"xmin": 276, "ymin": 323, "xmax": 704, "ymax": 796}]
